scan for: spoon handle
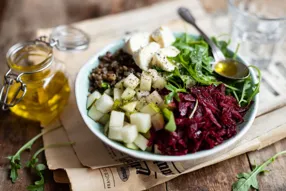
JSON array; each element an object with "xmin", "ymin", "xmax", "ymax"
[{"xmin": 177, "ymin": 7, "xmax": 226, "ymax": 62}]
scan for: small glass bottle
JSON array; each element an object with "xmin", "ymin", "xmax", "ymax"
[{"xmin": 0, "ymin": 26, "xmax": 89, "ymax": 126}]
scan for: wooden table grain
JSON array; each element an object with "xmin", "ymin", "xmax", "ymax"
[{"xmin": 0, "ymin": 0, "xmax": 285, "ymax": 191}]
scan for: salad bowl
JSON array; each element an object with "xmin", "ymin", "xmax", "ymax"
[{"xmin": 75, "ymin": 33, "xmax": 259, "ymax": 162}]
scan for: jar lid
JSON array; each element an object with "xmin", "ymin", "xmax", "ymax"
[{"xmin": 50, "ymin": 25, "xmax": 90, "ymax": 51}]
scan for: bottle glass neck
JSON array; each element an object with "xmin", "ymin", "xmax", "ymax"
[{"xmin": 6, "ymin": 41, "xmax": 53, "ymax": 74}]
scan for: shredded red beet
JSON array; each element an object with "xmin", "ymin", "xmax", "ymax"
[{"xmin": 148, "ymin": 84, "xmax": 250, "ymax": 155}]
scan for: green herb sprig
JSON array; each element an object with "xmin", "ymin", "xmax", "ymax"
[
  {"xmin": 165, "ymin": 83, "xmax": 186, "ymax": 104},
  {"xmin": 7, "ymin": 125, "xmax": 74, "ymax": 191},
  {"xmin": 226, "ymin": 65, "xmax": 261, "ymax": 107},
  {"xmin": 232, "ymin": 150, "xmax": 286, "ymax": 191},
  {"xmin": 7, "ymin": 126, "xmax": 62, "ymax": 183},
  {"xmin": 162, "ymin": 33, "xmax": 261, "ymax": 107},
  {"xmin": 26, "ymin": 142, "xmax": 74, "ymax": 191}
]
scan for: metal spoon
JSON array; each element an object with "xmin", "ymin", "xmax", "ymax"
[{"xmin": 177, "ymin": 7, "xmax": 250, "ymax": 80}]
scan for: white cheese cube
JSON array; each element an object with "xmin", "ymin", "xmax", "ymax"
[
  {"xmin": 152, "ymin": 76, "xmax": 166, "ymax": 90},
  {"xmin": 133, "ymin": 42, "xmax": 160, "ymax": 71},
  {"xmin": 95, "ymin": 94, "xmax": 114, "ymax": 113},
  {"xmin": 130, "ymin": 113, "xmax": 151, "ymax": 133},
  {"xmin": 136, "ymin": 90, "xmax": 150, "ymax": 99},
  {"xmin": 115, "ymin": 79, "xmax": 124, "ymax": 89},
  {"xmin": 140, "ymin": 103, "xmax": 160, "ymax": 116},
  {"xmin": 140, "ymin": 72, "xmax": 152, "ymax": 91},
  {"xmin": 136, "ymin": 97, "xmax": 148, "ymax": 111},
  {"xmin": 134, "ymin": 134, "xmax": 149, "ymax": 151},
  {"xmin": 98, "ymin": 113, "xmax": 110, "ymax": 125},
  {"xmin": 88, "ymin": 104, "xmax": 104, "ymax": 122},
  {"xmin": 108, "ymin": 127, "xmax": 123, "ymax": 142},
  {"xmin": 86, "ymin": 90, "xmax": 101, "ymax": 109},
  {"xmin": 121, "ymin": 124, "xmax": 138, "ymax": 143},
  {"xmin": 151, "ymin": 26, "xmax": 176, "ymax": 48},
  {"xmin": 146, "ymin": 91, "xmax": 163, "ymax": 105},
  {"xmin": 124, "ymin": 73, "xmax": 139, "ymax": 89},
  {"xmin": 121, "ymin": 88, "xmax": 136, "ymax": 100},
  {"xmin": 147, "ymin": 69, "xmax": 159, "ymax": 81},
  {"xmin": 124, "ymin": 143, "xmax": 139, "ymax": 150},
  {"xmin": 113, "ymin": 88, "xmax": 123, "ymax": 101},
  {"xmin": 109, "ymin": 111, "xmax": 125, "ymax": 128},
  {"xmin": 121, "ymin": 101, "xmax": 138, "ymax": 112}
]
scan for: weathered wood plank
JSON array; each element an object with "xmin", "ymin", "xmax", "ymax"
[
  {"xmin": 165, "ymin": 154, "xmax": 250, "ymax": 191},
  {"xmin": 247, "ymin": 138, "xmax": 286, "ymax": 191}
]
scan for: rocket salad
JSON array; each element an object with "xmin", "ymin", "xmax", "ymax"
[{"xmin": 86, "ymin": 26, "xmax": 260, "ymax": 155}]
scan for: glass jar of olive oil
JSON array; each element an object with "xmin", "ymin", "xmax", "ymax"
[{"xmin": 0, "ymin": 26, "xmax": 89, "ymax": 126}]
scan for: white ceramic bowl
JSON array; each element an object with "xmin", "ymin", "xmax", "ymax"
[{"xmin": 75, "ymin": 35, "xmax": 259, "ymax": 162}]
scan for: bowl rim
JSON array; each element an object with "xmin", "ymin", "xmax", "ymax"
[{"xmin": 75, "ymin": 35, "xmax": 259, "ymax": 162}]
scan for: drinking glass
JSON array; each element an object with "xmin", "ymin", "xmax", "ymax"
[{"xmin": 228, "ymin": 0, "xmax": 286, "ymax": 69}]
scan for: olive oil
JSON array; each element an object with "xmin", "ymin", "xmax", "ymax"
[
  {"xmin": 5, "ymin": 42, "xmax": 70, "ymax": 126},
  {"xmin": 8, "ymin": 71, "xmax": 70, "ymax": 125},
  {"xmin": 214, "ymin": 60, "xmax": 238, "ymax": 77}
]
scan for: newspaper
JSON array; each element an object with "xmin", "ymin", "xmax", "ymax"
[
  {"xmin": 43, "ymin": 103, "xmax": 286, "ymax": 190},
  {"xmin": 39, "ymin": 0, "xmax": 286, "ymax": 190}
]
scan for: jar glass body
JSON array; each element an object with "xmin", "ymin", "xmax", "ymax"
[{"xmin": 6, "ymin": 42, "xmax": 70, "ymax": 126}]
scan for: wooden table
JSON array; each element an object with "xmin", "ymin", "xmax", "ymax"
[{"xmin": 0, "ymin": 0, "xmax": 285, "ymax": 191}]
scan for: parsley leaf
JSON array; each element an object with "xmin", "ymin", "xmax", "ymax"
[{"xmin": 232, "ymin": 150, "xmax": 286, "ymax": 191}]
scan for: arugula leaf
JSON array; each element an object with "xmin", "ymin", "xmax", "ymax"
[
  {"xmin": 168, "ymin": 34, "xmax": 260, "ymax": 106},
  {"xmin": 171, "ymin": 36, "xmax": 219, "ymax": 86},
  {"xmin": 165, "ymin": 91, "xmax": 175, "ymax": 104},
  {"xmin": 232, "ymin": 150, "xmax": 286, "ymax": 191},
  {"xmin": 26, "ymin": 165, "xmax": 45, "ymax": 191},
  {"xmin": 246, "ymin": 65, "xmax": 261, "ymax": 105},
  {"xmin": 211, "ymin": 37, "xmax": 232, "ymax": 58},
  {"xmin": 7, "ymin": 125, "xmax": 62, "ymax": 183},
  {"xmin": 233, "ymin": 43, "xmax": 240, "ymax": 59},
  {"xmin": 238, "ymin": 79, "xmax": 252, "ymax": 106},
  {"xmin": 165, "ymin": 83, "xmax": 186, "ymax": 104},
  {"xmin": 226, "ymin": 65, "xmax": 261, "ymax": 106},
  {"xmin": 26, "ymin": 142, "xmax": 74, "ymax": 191}
]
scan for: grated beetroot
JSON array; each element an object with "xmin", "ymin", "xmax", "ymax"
[{"xmin": 148, "ymin": 84, "xmax": 250, "ymax": 155}]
